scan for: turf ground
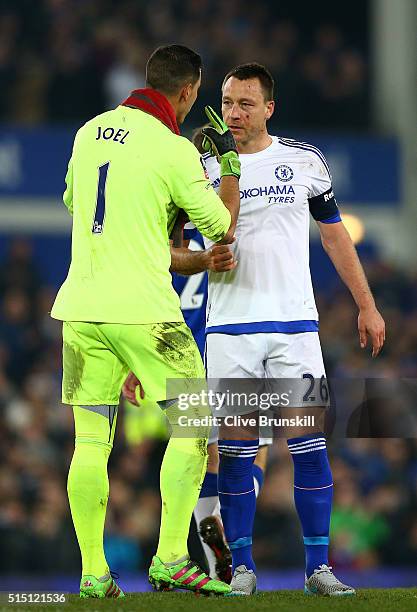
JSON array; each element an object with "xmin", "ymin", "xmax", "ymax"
[{"xmin": 2, "ymin": 589, "xmax": 417, "ymax": 612}]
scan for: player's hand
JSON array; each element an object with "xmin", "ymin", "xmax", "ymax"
[
  {"xmin": 204, "ymin": 244, "xmax": 237, "ymax": 272},
  {"xmin": 201, "ymin": 106, "xmax": 241, "ymax": 179},
  {"xmin": 358, "ymin": 305, "xmax": 386, "ymax": 358},
  {"xmin": 122, "ymin": 371, "xmax": 145, "ymax": 406}
]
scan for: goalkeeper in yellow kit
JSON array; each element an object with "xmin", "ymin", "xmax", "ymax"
[{"xmin": 51, "ymin": 45, "xmax": 240, "ymax": 597}]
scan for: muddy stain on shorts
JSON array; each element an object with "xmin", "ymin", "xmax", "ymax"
[
  {"xmin": 152, "ymin": 322, "xmax": 195, "ymax": 377},
  {"xmin": 196, "ymin": 438, "xmax": 208, "ymax": 457},
  {"xmin": 63, "ymin": 341, "xmax": 85, "ymax": 402}
]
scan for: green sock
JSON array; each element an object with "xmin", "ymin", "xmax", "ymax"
[
  {"xmin": 156, "ymin": 401, "xmax": 209, "ymax": 563},
  {"xmin": 67, "ymin": 405, "xmax": 117, "ymax": 577}
]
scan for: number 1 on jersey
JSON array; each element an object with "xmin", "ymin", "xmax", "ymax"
[{"xmin": 92, "ymin": 162, "xmax": 109, "ymax": 234}]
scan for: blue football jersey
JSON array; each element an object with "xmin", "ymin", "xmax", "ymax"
[{"xmin": 171, "ymin": 228, "xmax": 207, "ymax": 356}]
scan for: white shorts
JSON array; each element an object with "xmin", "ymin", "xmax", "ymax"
[{"xmin": 206, "ymin": 332, "xmax": 327, "ymax": 419}]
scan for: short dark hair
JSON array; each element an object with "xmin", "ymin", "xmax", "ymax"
[
  {"xmin": 146, "ymin": 45, "xmax": 202, "ymax": 96},
  {"xmin": 222, "ymin": 63, "xmax": 274, "ymax": 101}
]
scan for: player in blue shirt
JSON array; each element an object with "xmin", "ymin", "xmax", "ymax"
[{"xmin": 171, "ymin": 227, "xmax": 207, "ymax": 356}]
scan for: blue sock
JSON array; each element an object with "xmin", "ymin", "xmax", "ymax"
[
  {"xmin": 200, "ymin": 471, "xmax": 218, "ymax": 498},
  {"xmin": 218, "ymin": 439, "xmax": 259, "ymax": 572},
  {"xmin": 287, "ymin": 433, "xmax": 333, "ymax": 578},
  {"xmin": 252, "ymin": 463, "xmax": 264, "ymax": 497}
]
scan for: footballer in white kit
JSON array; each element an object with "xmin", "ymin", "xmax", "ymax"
[
  {"xmin": 204, "ymin": 136, "xmax": 334, "ymax": 403},
  {"xmin": 197, "ymin": 63, "xmax": 385, "ymax": 597}
]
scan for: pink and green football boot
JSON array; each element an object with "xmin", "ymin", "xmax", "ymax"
[
  {"xmin": 149, "ymin": 555, "xmax": 231, "ymax": 596},
  {"xmin": 79, "ymin": 571, "xmax": 125, "ymax": 599}
]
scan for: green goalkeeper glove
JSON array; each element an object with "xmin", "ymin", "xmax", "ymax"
[{"xmin": 201, "ymin": 106, "xmax": 241, "ymax": 179}]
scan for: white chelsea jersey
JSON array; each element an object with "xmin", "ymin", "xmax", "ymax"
[{"xmin": 203, "ymin": 136, "xmax": 340, "ymax": 335}]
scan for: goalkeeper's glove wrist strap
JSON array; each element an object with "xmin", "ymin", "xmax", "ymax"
[{"xmin": 220, "ymin": 152, "xmax": 241, "ymax": 179}]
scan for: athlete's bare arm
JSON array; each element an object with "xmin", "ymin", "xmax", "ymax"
[
  {"xmin": 170, "ymin": 242, "xmax": 237, "ymax": 275},
  {"xmin": 318, "ymin": 220, "xmax": 385, "ymax": 357}
]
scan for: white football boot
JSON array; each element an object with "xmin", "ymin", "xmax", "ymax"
[
  {"xmin": 228, "ymin": 565, "xmax": 257, "ymax": 596},
  {"xmin": 304, "ymin": 564, "xmax": 356, "ymax": 596}
]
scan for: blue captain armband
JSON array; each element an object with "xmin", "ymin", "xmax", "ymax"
[{"xmin": 308, "ymin": 187, "xmax": 341, "ymax": 223}]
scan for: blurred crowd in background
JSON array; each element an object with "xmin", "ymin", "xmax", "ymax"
[
  {"xmin": 1, "ymin": 237, "xmax": 417, "ymax": 575},
  {"xmin": 0, "ymin": 0, "xmax": 369, "ymax": 129},
  {"xmin": 1, "ymin": 0, "xmax": 415, "ymax": 582}
]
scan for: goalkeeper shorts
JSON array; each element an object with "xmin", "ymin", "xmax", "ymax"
[{"xmin": 61, "ymin": 320, "xmax": 205, "ymax": 405}]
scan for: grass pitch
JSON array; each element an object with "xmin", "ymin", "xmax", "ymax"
[{"xmin": 3, "ymin": 589, "xmax": 417, "ymax": 612}]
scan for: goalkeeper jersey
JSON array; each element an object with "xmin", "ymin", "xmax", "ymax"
[{"xmin": 51, "ymin": 105, "xmax": 231, "ymax": 324}]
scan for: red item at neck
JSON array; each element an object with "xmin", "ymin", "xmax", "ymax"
[{"xmin": 121, "ymin": 88, "xmax": 180, "ymax": 135}]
